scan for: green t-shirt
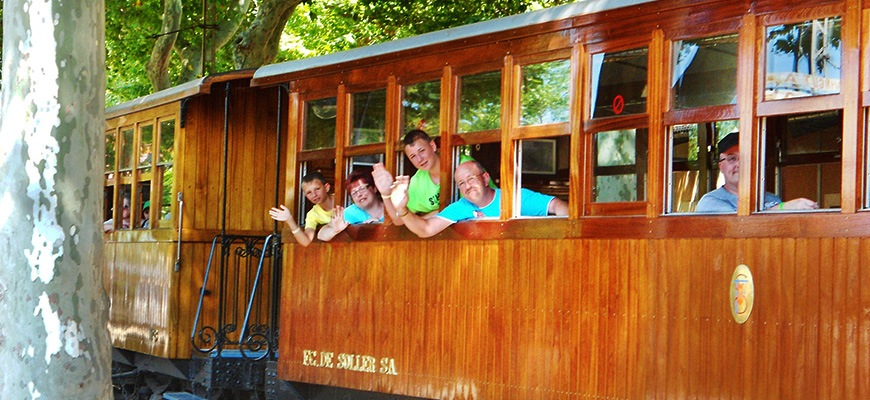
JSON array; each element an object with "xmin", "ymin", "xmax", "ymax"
[
  {"xmin": 304, "ymin": 204, "xmax": 333, "ymax": 230},
  {"xmin": 407, "ymin": 169, "xmax": 440, "ymax": 214}
]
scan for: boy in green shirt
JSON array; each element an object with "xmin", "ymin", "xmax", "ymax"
[{"xmin": 373, "ymin": 130, "xmax": 441, "ymax": 225}]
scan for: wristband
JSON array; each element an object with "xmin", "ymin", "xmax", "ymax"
[
  {"xmin": 397, "ymin": 209, "xmax": 409, "ymax": 218},
  {"xmin": 778, "ymin": 203, "xmax": 783, "ymax": 210},
  {"xmin": 382, "ymin": 193, "xmax": 391, "ymax": 199},
  {"xmin": 291, "ymin": 227, "xmax": 302, "ymax": 234}
]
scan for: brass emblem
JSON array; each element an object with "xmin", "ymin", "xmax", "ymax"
[{"xmin": 730, "ymin": 264, "xmax": 754, "ymax": 324}]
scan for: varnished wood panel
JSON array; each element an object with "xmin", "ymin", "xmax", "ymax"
[
  {"xmin": 179, "ymin": 83, "xmax": 283, "ymax": 232},
  {"xmin": 278, "ymin": 234, "xmax": 870, "ymax": 399}
]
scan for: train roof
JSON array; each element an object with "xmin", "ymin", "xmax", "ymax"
[
  {"xmin": 251, "ymin": 0, "xmax": 654, "ymax": 86},
  {"xmin": 105, "ymin": 69, "xmax": 255, "ymax": 119}
]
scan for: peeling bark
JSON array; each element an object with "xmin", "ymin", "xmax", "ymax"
[
  {"xmin": 146, "ymin": 0, "xmax": 182, "ymax": 91},
  {"xmin": 0, "ymin": 0, "xmax": 112, "ymax": 398}
]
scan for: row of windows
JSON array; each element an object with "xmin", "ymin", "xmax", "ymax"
[
  {"xmin": 294, "ymin": 14, "xmax": 850, "ymax": 219},
  {"xmin": 104, "ymin": 115, "xmax": 176, "ymax": 232}
]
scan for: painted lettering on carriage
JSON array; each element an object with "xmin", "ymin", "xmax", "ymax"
[{"xmin": 302, "ymin": 349, "xmax": 398, "ymax": 375}]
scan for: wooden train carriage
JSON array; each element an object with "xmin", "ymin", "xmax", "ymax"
[
  {"xmin": 104, "ymin": 71, "xmax": 285, "ymax": 364},
  {"xmin": 253, "ymin": 0, "xmax": 870, "ymax": 398}
]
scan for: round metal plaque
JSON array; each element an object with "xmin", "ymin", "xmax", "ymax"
[{"xmin": 730, "ymin": 264, "xmax": 754, "ymax": 324}]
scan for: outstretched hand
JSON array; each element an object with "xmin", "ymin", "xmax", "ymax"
[
  {"xmin": 391, "ymin": 175, "xmax": 410, "ymax": 210},
  {"xmin": 372, "ymin": 163, "xmax": 395, "ymax": 195},
  {"xmin": 328, "ymin": 205, "xmax": 349, "ymax": 232},
  {"xmin": 269, "ymin": 205, "xmax": 291, "ymax": 222}
]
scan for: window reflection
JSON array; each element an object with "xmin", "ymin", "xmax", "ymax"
[
  {"xmin": 403, "ymin": 80, "xmax": 441, "ymax": 136},
  {"xmin": 120, "ymin": 128, "xmax": 134, "ymax": 173},
  {"xmin": 351, "ymin": 89, "xmax": 386, "ymax": 145},
  {"xmin": 304, "ymin": 97, "xmax": 337, "ymax": 150},
  {"xmin": 138, "ymin": 124, "xmax": 153, "ymax": 172},
  {"xmin": 518, "ymin": 137, "xmax": 570, "ymax": 213},
  {"xmin": 591, "ymin": 48, "xmax": 648, "ymax": 118},
  {"xmin": 458, "ymin": 71, "xmax": 501, "ymax": 133},
  {"xmin": 593, "ymin": 129, "xmax": 648, "ymax": 202},
  {"xmin": 521, "ymin": 60, "xmax": 570, "ymax": 125},
  {"xmin": 157, "ymin": 119, "xmax": 175, "ymax": 227},
  {"xmin": 672, "ymin": 34, "xmax": 738, "ymax": 109},
  {"xmin": 765, "ymin": 16, "xmax": 841, "ymax": 100}
]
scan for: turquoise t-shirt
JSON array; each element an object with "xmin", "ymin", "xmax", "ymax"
[
  {"xmin": 436, "ymin": 188, "xmax": 553, "ymax": 223},
  {"xmin": 343, "ymin": 204, "xmax": 383, "ymax": 224}
]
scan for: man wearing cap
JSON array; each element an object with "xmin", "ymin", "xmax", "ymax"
[
  {"xmin": 696, "ymin": 132, "xmax": 818, "ymax": 212},
  {"xmin": 140, "ymin": 200, "xmax": 151, "ymax": 228}
]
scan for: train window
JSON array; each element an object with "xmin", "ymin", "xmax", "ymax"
[
  {"xmin": 668, "ymin": 120, "xmax": 738, "ymax": 213},
  {"xmin": 297, "ymin": 158, "xmax": 336, "ymax": 223},
  {"xmin": 592, "ymin": 128, "xmax": 648, "ymax": 202},
  {"xmin": 403, "ymin": 79, "xmax": 441, "ymax": 136},
  {"xmin": 345, "ymin": 154, "xmax": 385, "ymax": 205},
  {"xmin": 672, "ymin": 34, "xmax": 738, "ymax": 109},
  {"xmin": 520, "ymin": 59, "xmax": 570, "ymax": 126},
  {"xmin": 156, "ymin": 119, "xmax": 175, "ymax": 227},
  {"xmin": 516, "ymin": 137, "xmax": 570, "ymax": 216},
  {"xmin": 454, "ymin": 143, "xmax": 501, "ymax": 201},
  {"xmin": 304, "ymin": 97, "xmax": 337, "ymax": 150},
  {"xmin": 764, "ymin": 16, "xmax": 841, "ymax": 101},
  {"xmin": 138, "ymin": 124, "xmax": 153, "ymax": 172},
  {"xmin": 106, "ymin": 130, "xmax": 116, "ymax": 174},
  {"xmin": 761, "ymin": 110, "xmax": 842, "ymax": 210},
  {"xmin": 590, "ymin": 47, "xmax": 648, "ymax": 118},
  {"xmin": 350, "ymin": 89, "xmax": 386, "ymax": 145},
  {"xmin": 119, "ymin": 127, "xmax": 134, "ymax": 173},
  {"xmin": 458, "ymin": 70, "xmax": 501, "ymax": 133}
]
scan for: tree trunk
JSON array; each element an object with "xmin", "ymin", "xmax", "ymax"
[
  {"xmin": 233, "ymin": 0, "xmax": 303, "ymax": 69},
  {"xmin": 0, "ymin": 1, "xmax": 112, "ymax": 398},
  {"xmin": 146, "ymin": 0, "xmax": 182, "ymax": 91}
]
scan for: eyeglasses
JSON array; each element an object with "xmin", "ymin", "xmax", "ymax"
[
  {"xmin": 349, "ymin": 184, "xmax": 370, "ymax": 198},
  {"xmin": 456, "ymin": 174, "xmax": 484, "ymax": 190},
  {"xmin": 718, "ymin": 154, "xmax": 739, "ymax": 164}
]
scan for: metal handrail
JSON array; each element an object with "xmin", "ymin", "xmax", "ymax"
[{"xmin": 239, "ymin": 233, "xmax": 281, "ymax": 360}]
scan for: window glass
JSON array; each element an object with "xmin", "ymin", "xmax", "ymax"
[
  {"xmin": 458, "ymin": 71, "xmax": 501, "ymax": 133},
  {"xmin": 403, "ymin": 80, "xmax": 441, "ymax": 136},
  {"xmin": 120, "ymin": 127, "xmax": 134, "ymax": 172},
  {"xmin": 591, "ymin": 48, "xmax": 648, "ymax": 118},
  {"xmin": 763, "ymin": 110, "xmax": 841, "ymax": 209},
  {"xmin": 117, "ymin": 184, "xmax": 132, "ymax": 231},
  {"xmin": 157, "ymin": 119, "xmax": 175, "ymax": 227},
  {"xmin": 138, "ymin": 124, "xmax": 153, "ymax": 172},
  {"xmin": 593, "ymin": 129, "xmax": 648, "ymax": 202},
  {"xmin": 304, "ymin": 97, "xmax": 337, "ymax": 150},
  {"xmin": 765, "ymin": 16, "xmax": 842, "ymax": 101},
  {"xmin": 105, "ymin": 130, "xmax": 116, "ymax": 173},
  {"xmin": 672, "ymin": 34, "xmax": 738, "ymax": 109},
  {"xmin": 351, "ymin": 89, "xmax": 387, "ymax": 145},
  {"xmin": 518, "ymin": 136, "xmax": 570, "ymax": 214},
  {"xmin": 136, "ymin": 182, "xmax": 151, "ymax": 229},
  {"xmin": 669, "ymin": 120, "xmax": 738, "ymax": 213},
  {"xmin": 521, "ymin": 59, "xmax": 570, "ymax": 125}
]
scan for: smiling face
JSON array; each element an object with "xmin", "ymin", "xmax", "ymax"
[
  {"xmin": 404, "ymin": 138, "xmax": 439, "ymax": 172},
  {"xmin": 347, "ymin": 179, "xmax": 377, "ymax": 209},
  {"xmin": 454, "ymin": 161, "xmax": 493, "ymax": 207},
  {"xmin": 302, "ymin": 179, "xmax": 330, "ymax": 205}
]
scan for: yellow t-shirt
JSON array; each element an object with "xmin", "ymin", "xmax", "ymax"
[{"xmin": 304, "ymin": 204, "xmax": 333, "ymax": 230}]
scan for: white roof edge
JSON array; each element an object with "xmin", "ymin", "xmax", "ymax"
[
  {"xmin": 105, "ymin": 76, "xmax": 207, "ymax": 116},
  {"xmin": 254, "ymin": 0, "xmax": 654, "ymax": 81}
]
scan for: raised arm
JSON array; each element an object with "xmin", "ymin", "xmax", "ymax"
[
  {"xmin": 391, "ymin": 176, "xmax": 452, "ymax": 237},
  {"xmin": 372, "ymin": 163, "xmax": 404, "ymax": 226},
  {"xmin": 269, "ymin": 205, "xmax": 314, "ymax": 247}
]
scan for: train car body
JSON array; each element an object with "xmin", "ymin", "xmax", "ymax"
[
  {"xmin": 104, "ymin": 0, "xmax": 870, "ymax": 399},
  {"xmin": 252, "ymin": 0, "xmax": 870, "ymax": 398},
  {"xmin": 104, "ymin": 71, "xmax": 285, "ymax": 396}
]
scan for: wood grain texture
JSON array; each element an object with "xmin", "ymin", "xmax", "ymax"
[{"xmin": 278, "ymin": 234, "xmax": 870, "ymax": 399}]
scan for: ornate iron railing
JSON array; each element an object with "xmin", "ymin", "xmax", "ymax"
[{"xmin": 191, "ymin": 234, "xmax": 281, "ymax": 360}]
